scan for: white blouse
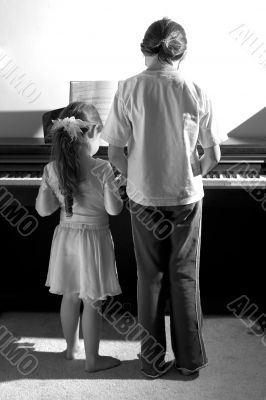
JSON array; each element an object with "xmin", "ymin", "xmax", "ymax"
[
  {"xmin": 35, "ymin": 158, "xmax": 123, "ymax": 221},
  {"xmin": 101, "ymin": 65, "xmax": 227, "ymax": 206}
]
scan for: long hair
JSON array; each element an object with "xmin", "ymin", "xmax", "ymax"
[
  {"xmin": 140, "ymin": 17, "xmax": 187, "ymax": 64},
  {"xmin": 50, "ymin": 101, "xmax": 102, "ymax": 218}
]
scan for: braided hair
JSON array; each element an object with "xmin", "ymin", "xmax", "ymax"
[{"xmin": 50, "ymin": 101, "xmax": 102, "ymax": 218}]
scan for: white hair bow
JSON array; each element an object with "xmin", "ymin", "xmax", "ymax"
[{"xmin": 51, "ymin": 116, "xmax": 91, "ymax": 141}]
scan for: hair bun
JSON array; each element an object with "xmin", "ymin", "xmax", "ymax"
[
  {"xmin": 160, "ymin": 32, "xmax": 186, "ymax": 57},
  {"xmin": 140, "ymin": 18, "xmax": 187, "ymax": 64}
]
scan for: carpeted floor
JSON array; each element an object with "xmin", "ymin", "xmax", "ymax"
[{"xmin": 0, "ymin": 312, "xmax": 265, "ymax": 400}]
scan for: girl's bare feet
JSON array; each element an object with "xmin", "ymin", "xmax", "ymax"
[
  {"xmin": 85, "ymin": 355, "xmax": 121, "ymax": 372},
  {"xmin": 62, "ymin": 344, "xmax": 82, "ymax": 360}
]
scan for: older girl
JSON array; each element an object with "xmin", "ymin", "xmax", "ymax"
[{"xmin": 102, "ymin": 18, "xmax": 226, "ymax": 378}]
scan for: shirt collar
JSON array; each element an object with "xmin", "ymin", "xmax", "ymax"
[
  {"xmin": 142, "ymin": 62, "xmax": 184, "ymax": 83},
  {"xmin": 145, "ymin": 59, "xmax": 179, "ymax": 72}
]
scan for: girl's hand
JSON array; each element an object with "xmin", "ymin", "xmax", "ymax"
[
  {"xmin": 114, "ymin": 173, "xmax": 127, "ymax": 188},
  {"xmin": 113, "ymin": 174, "xmax": 127, "ymax": 201}
]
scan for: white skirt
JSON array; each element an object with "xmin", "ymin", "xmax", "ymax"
[{"xmin": 45, "ymin": 221, "xmax": 122, "ymax": 301}]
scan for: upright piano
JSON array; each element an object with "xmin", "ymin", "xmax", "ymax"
[
  {"xmin": 0, "ymin": 137, "xmax": 266, "ymax": 314},
  {"xmin": 2, "ymin": 137, "xmax": 266, "ymax": 188}
]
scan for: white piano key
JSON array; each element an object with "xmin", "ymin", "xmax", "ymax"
[{"xmin": 0, "ymin": 177, "xmax": 42, "ymax": 186}]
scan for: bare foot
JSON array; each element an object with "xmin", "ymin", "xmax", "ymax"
[
  {"xmin": 85, "ymin": 355, "xmax": 121, "ymax": 372},
  {"xmin": 62, "ymin": 344, "xmax": 82, "ymax": 360}
]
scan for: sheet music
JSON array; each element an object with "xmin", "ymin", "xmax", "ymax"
[
  {"xmin": 69, "ymin": 81, "xmax": 118, "ymax": 125},
  {"xmin": 70, "ymin": 81, "xmax": 118, "ymax": 146}
]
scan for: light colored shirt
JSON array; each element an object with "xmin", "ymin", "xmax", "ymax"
[
  {"xmin": 35, "ymin": 159, "xmax": 123, "ymax": 221},
  {"xmin": 101, "ymin": 64, "xmax": 227, "ymax": 206}
]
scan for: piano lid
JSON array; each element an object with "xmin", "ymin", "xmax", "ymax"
[
  {"xmin": 218, "ymin": 137, "xmax": 266, "ymax": 157},
  {"xmin": 222, "ymin": 137, "xmax": 266, "ymax": 147}
]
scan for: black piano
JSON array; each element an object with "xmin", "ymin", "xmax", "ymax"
[{"xmin": 0, "ymin": 137, "xmax": 266, "ymax": 315}]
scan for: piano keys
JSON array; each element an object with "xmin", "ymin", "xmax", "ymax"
[
  {"xmin": 0, "ymin": 172, "xmax": 42, "ymax": 186},
  {"xmin": 1, "ymin": 138, "xmax": 266, "ymax": 189},
  {"xmin": 203, "ymin": 167, "xmax": 266, "ymax": 188},
  {"xmin": 1, "ymin": 170, "xmax": 266, "ymax": 188}
]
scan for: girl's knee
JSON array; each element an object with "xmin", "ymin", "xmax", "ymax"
[
  {"xmin": 63, "ymin": 292, "xmax": 81, "ymax": 303},
  {"xmin": 82, "ymin": 297, "xmax": 102, "ymax": 310}
]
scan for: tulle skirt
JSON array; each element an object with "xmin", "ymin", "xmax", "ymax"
[{"xmin": 45, "ymin": 221, "xmax": 122, "ymax": 301}]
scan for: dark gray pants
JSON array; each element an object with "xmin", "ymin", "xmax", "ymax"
[{"xmin": 130, "ymin": 199, "xmax": 208, "ymax": 372}]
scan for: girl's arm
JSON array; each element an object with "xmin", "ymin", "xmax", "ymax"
[
  {"xmin": 108, "ymin": 145, "xmax": 128, "ymax": 178},
  {"xmin": 104, "ymin": 164, "xmax": 123, "ymax": 216},
  {"xmin": 35, "ymin": 167, "xmax": 60, "ymax": 217},
  {"xmin": 200, "ymin": 144, "xmax": 221, "ymax": 176}
]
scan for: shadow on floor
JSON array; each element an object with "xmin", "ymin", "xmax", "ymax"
[{"xmin": 0, "ymin": 341, "xmax": 198, "ymax": 382}]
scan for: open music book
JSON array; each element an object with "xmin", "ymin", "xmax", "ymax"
[{"xmin": 70, "ymin": 81, "xmax": 118, "ymax": 146}]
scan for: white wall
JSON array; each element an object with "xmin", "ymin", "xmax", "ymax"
[{"xmin": 0, "ymin": 0, "xmax": 266, "ymax": 138}]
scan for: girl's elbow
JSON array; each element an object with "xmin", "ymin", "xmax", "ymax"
[
  {"xmin": 35, "ymin": 207, "xmax": 50, "ymax": 217},
  {"xmin": 35, "ymin": 201, "xmax": 44, "ymax": 216},
  {"xmin": 35, "ymin": 202, "xmax": 57, "ymax": 217},
  {"xmin": 115, "ymin": 202, "xmax": 124, "ymax": 215},
  {"xmin": 106, "ymin": 200, "xmax": 123, "ymax": 216},
  {"xmin": 35, "ymin": 208, "xmax": 45, "ymax": 217}
]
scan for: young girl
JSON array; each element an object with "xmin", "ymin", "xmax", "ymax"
[{"xmin": 35, "ymin": 101, "xmax": 123, "ymax": 372}]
